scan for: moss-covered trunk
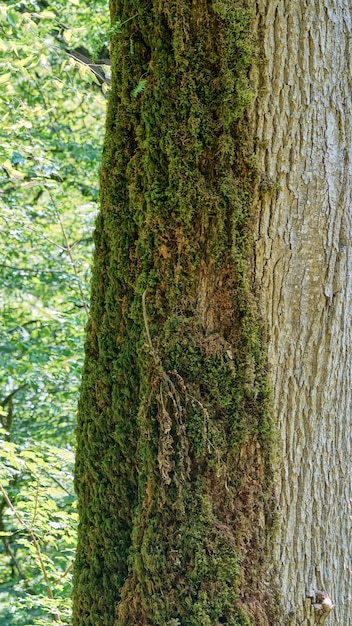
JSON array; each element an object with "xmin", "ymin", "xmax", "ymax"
[{"xmin": 73, "ymin": 1, "xmax": 276, "ymax": 624}]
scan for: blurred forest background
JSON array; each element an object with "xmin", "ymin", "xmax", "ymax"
[{"xmin": 0, "ymin": 1, "xmax": 109, "ymax": 623}]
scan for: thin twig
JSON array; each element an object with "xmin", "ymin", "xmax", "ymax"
[
  {"xmin": 2, "ymin": 218, "xmax": 66, "ymax": 250},
  {"xmin": 142, "ymin": 290, "xmax": 155, "ymax": 356},
  {"xmin": 0, "ymin": 263, "xmax": 67, "ymax": 275},
  {"xmin": 41, "ymin": 470, "xmax": 72, "ymax": 496},
  {"xmin": 3, "ymin": 536, "xmax": 27, "ymax": 580},
  {"xmin": 0, "ymin": 483, "xmax": 63, "ymax": 624},
  {"xmin": 48, "ymin": 190, "xmax": 89, "ymax": 318},
  {"xmin": 53, "ymin": 561, "xmax": 73, "ymax": 584},
  {"xmin": 1, "ymin": 385, "xmax": 27, "ymax": 408},
  {"xmin": 30, "ymin": 476, "xmax": 40, "ymax": 527}
]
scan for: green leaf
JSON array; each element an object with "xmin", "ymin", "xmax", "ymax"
[
  {"xmin": 132, "ymin": 78, "xmax": 147, "ymax": 97},
  {"xmin": 0, "ymin": 72, "xmax": 11, "ymax": 84}
]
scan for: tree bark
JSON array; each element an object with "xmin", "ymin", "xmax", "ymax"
[
  {"xmin": 250, "ymin": 1, "xmax": 352, "ymax": 623},
  {"xmin": 73, "ymin": 1, "xmax": 352, "ymax": 625}
]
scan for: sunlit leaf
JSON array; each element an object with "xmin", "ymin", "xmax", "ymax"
[
  {"xmin": 0, "ymin": 72, "xmax": 12, "ymax": 84},
  {"xmin": 39, "ymin": 11, "xmax": 57, "ymax": 20}
]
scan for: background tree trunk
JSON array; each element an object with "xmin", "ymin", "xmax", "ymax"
[
  {"xmin": 250, "ymin": 1, "xmax": 352, "ymax": 623},
  {"xmin": 73, "ymin": 1, "xmax": 352, "ymax": 625}
]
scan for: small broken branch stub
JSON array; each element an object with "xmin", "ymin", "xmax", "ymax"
[{"xmin": 309, "ymin": 590, "xmax": 334, "ymax": 622}]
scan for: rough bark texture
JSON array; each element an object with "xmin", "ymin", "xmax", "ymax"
[
  {"xmin": 250, "ymin": 1, "xmax": 352, "ymax": 624},
  {"xmin": 72, "ymin": 1, "xmax": 278, "ymax": 625},
  {"xmin": 73, "ymin": 1, "xmax": 352, "ymax": 625}
]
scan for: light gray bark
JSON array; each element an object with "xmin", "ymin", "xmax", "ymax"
[{"xmin": 250, "ymin": 1, "xmax": 352, "ymax": 623}]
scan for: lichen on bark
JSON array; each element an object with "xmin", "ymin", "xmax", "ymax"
[{"xmin": 73, "ymin": 1, "xmax": 277, "ymax": 625}]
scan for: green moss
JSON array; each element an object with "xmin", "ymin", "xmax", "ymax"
[{"xmin": 73, "ymin": 1, "xmax": 277, "ymax": 625}]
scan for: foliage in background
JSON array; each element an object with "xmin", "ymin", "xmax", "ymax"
[{"xmin": 0, "ymin": 0, "xmax": 108, "ymax": 622}]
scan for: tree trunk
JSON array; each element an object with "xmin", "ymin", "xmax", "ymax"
[
  {"xmin": 72, "ymin": 1, "xmax": 352, "ymax": 625},
  {"xmin": 250, "ymin": 1, "xmax": 352, "ymax": 624}
]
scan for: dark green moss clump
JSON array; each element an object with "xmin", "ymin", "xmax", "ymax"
[{"xmin": 73, "ymin": 1, "xmax": 277, "ymax": 625}]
